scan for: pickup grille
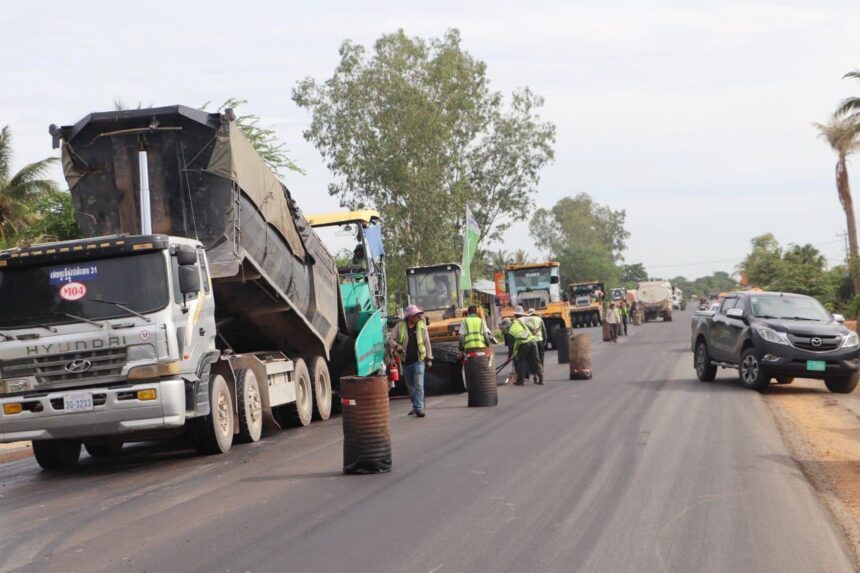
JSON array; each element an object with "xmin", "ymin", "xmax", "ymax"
[
  {"xmin": 787, "ymin": 334, "xmax": 841, "ymax": 352},
  {"xmin": 1, "ymin": 348, "xmax": 127, "ymax": 387}
]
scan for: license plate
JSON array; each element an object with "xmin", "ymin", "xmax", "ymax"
[
  {"xmin": 807, "ymin": 360, "xmax": 826, "ymax": 372},
  {"xmin": 63, "ymin": 393, "xmax": 93, "ymax": 413}
]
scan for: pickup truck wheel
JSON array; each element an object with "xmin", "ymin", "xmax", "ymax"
[
  {"xmin": 32, "ymin": 439, "xmax": 81, "ymax": 470},
  {"xmin": 84, "ymin": 442, "xmax": 123, "ymax": 458},
  {"xmin": 774, "ymin": 376, "xmax": 795, "ymax": 385},
  {"xmin": 281, "ymin": 358, "xmax": 313, "ymax": 427},
  {"xmin": 236, "ymin": 368, "xmax": 263, "ymax": 443},
  {"xmin": 695, "ymin": 342, "xmax": 717, "ymax": 382},
  {"xmin": 825, "ymin": 374, "xmax": 859, "ymax": 394},
  {"xmin": 739, "ymin": 349, "xmax": 769, "ymax": 391},
  {"xmin": 193, "ymin": 374, "xmax": 234, "ymax": 455},
  {"xmin": 309, "ymin": 356, "xmax": 332, "ymax": 421}
]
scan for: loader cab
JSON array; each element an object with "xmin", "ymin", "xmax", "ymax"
[{"xmin": 406, "ymin": 264, "xmax": 463, "ymax": 315}]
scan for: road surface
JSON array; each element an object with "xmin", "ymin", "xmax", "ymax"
[{"xmin": 0, "ymin": 312, "xmax": 854, "ymax": 572}]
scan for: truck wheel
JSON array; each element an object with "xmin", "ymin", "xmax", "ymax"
[
  {"xmin": 236, "ymin": 368, "xmax": 263, "ymax": 443},
  {"xmin": 193, "ymin": 374, "xmax": 234, "ymax": 455},
  {"xmin": 825, "ymin": 374, "xmax": 859, "ymax": 394},
  {"xmin": 309, "ymin": 356, "xmax": 332, "ymax": 421},
  {"xmin": 282, "ymin": 358, "xmax": 313, "ymax": 427},
  {"xmin": 32, "ymin": 439, "xmax": 81, "ymax": 470},
  {"xmin": 664, "ymin": 312, "xmax": 673, "ymax": 322},
  {"xmin": 739, "ymin": 349, "xmax": 769, "ymax": 391},
  {"xmin": 774, "ymin": 376, "xmax": 794, "ymax": 385},
  {"xmin": 84, "ymin": 442, "xmax": 123, "ymax": 458},
  {"xmin": 695, "ymin": 342, "xmax": 717, "ymax": 382}
]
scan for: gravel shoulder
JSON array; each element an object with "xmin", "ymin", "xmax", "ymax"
[{"xmin": 765, "ymin": 379, "xmax": 860, "ymax": 568}]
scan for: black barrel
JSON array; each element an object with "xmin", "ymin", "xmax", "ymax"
[
  {"xmin": 569, "ymin": 333, "xmax": 593, "ymax": 380},
  {"xmin": 465, "ymin": 352, "xmax": 498, "ymax": 407},
  {"xmin": 341, "ymin": 376, "xmax": 392, "ymax": 474},
  {"xmin": 556, "ymin": 327, "xmax": 571, "ymax": 364}
]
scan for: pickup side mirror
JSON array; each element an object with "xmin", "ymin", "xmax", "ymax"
[
  {"xmin": 178, "ymin": 265, "xmax": 201, "ymax": 295},
  {"xmin": 833, "ymin": 313, "xmax": 845, "ymax": 323},
  {"xmin": 726, "ymin": 307, "xmax": 745, "ymax": 319}
]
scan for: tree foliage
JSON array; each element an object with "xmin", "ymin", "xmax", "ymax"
[
  {"xmin": 529, "ymin": 193, "xmax": 629, "ymax": 286},
  {"xmin": 292, "ymin": 29, "xmax": 555, "ymax": 297},
  {"xmin": 621, "ymin": 263, "xmax": 648, "ymax": 284}
]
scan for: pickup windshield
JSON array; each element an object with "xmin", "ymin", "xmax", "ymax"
[
  {"xmin": 0, "ymin": 252, "xmax": 169, "ymax": 328},
  {"xmin": 750, "ymin": 296, "xmax": 830, "ymax": 322}
]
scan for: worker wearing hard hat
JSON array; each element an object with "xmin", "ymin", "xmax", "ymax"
[
  {"xmin": 459, "ymin": 305, "xmax": 494, "ymax": 352},
  {"xmin": 509, "ymin": 306, "xmax": 543, "ymax": 385},
  {"xmin": 389, "ymin": 304, "xmax": 434, "ymax": 417},
  {"xmin": 525, "ymin": 308, "xmax": 547, "ymax": 379}
]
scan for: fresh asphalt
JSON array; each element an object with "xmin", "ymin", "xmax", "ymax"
[{"xmin": 0, "ymin": 311, "xmax": 854, "ymax": 572}]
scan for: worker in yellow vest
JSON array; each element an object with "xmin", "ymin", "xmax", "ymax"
[
  {"xmin": 525, "ymin": 309, "xmax": 547, "ymax": 380},
  {"xmin": 459, "ymin": 305, "xmax": 494, "ymax": 352},
  {"xmin": 389, "ymin": 304, "xmax": 434, "ymax": 417},
  {"xmin": 510, "ymin": 306, "xmax": 543, "ymax": 385}
]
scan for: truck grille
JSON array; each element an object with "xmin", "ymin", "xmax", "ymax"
[
  {"xmin": 787, "ymin": 334, "xmax": 841, "ymax": 352},
  {"xmin": 1, "ymin": 348, "xmax": 127, "ymax": 386},
  {"xmin": 520, "ymin": 298, "xmax": 547, "ymax": 310}
]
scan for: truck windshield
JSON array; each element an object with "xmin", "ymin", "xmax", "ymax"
[
  {"xmin": 408, "ymin": 270, "xmax": 459, "ymax": 310},
  {"xmin": 750, "ymin": 296, "xmax": 831, "ymax": 322},
  {"xmin": 509, "ymin": 268, "xmax": 552, "ymax": 293},
  {"xmin": 0, "ymin": 252, "xmax": 169, "ymax": 328}
]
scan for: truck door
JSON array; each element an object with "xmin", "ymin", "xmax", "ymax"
[
  {"xmin": 173, "ymin": 247, "xmax": 217, "ymax": 369},
  {"xmin": 710, "ymin": 297, "xmax": 738, "ymax": 361}
]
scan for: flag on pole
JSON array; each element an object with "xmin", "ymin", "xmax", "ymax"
[{"xmin": 461, "ymin": 206, "xmax": 480, "ymax": 290}]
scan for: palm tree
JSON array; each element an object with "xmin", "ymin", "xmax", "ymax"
[
  {"xmin": 0, "ymin": 126, "xmax": 59, "ymax": 245},
  {"xmin": 512, "ymin": 249, "xmax": 531, "ymax": 264},
  {"xmin": 836, "ymin": 70, "xmax": 860, "ymax": 123},
  {"xmin": 489, "ymin": 249, "xmax": 512, "ymax": 273}
]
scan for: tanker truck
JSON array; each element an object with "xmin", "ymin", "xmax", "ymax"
[
  {"xmin": 636, "ymin": 281, "xmax": 673, "ymax": 322},
  {"xmin": 0, "ymin": 105, "xmax": 386, "ymax": 469}
]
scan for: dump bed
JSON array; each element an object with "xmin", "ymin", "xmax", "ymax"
[{"xmin": 53, "ymin": 106, "xmax": 339, "ymax": 358}]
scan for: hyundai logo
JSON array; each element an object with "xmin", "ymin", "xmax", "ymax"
[
  {"xmin": 810, "ymin": 337, "xmax": 823, "ymax": 347},
  {"xmin": 64, "ymin": 359, "xmax": 92, "ymax": 373}
]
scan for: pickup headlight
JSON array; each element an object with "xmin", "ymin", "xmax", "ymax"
[
  {"xmin": 842, "ymin": 332, "xmax": 860, "ymax": 349},
  {"xmin": 755, "ymin": 326, "xmax": 790, "ymax": 345}
]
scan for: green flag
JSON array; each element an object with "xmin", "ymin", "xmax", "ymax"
[{"xmin": 461, "ymin": 206, "xmax": 480, "ymax": 290}]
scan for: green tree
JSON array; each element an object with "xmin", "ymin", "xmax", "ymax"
[
  {"xmin": 813, "ymin": 112, "xmax": 860, "ymax": 294},
  {"xmin": 0, "ymin": 126, "xmax": 60, "ymax": 246},
  {"xmin": 622, "ymin": 263, "xmax": 648, "ymax": 284},
  {"xmin": 512, "ymin": 249, "xmax": 531, "ymax": 264},
  {"xmin": 738, "ymin": 233, "xmax": 783, "ymax": 287},
  {"xmin": 292, "ymin": 29, "xmax": 555, "ymax": 297},
  {"xmin": 25, "ymin": 190, "xmax": 81, "ymax": 243}
]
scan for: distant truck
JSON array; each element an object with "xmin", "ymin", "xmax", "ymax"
[
  {"xmin": 569, "ymin": 281, "xmax": 605, "ymax": 328},
  {"xmin": 0, "ymin": 106, "xmax": 386, "ymax": 469},
  {"xmin": 637, "ymin": 281, "xmax": 673, "ymax": 322},
  {"xmin": 500, "ymin": 262, "xmax": 571, "ymax": 349},
  {"xmin": 690, "ymin": 291, "xmax": 859, "ymax": 392},
  {"xmin": 672, "ymin": 288, "xmax": 686, "ymax": 311}
]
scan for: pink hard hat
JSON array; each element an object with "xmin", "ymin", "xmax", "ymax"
[{"xmin": 404, "ymin": 304, "xmax": 424, "ymax": 318}]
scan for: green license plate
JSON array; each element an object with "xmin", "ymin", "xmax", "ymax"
[{"xmin": 807, "ymin": 360, "xmax": 826, "ymax": 372}]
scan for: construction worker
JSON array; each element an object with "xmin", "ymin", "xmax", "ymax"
[
  {"xmin": 510, "ymin": 306, "xmax": 543, "ymax": 385},
  {"xmin": 606, "ymin": 302, "xmax": 621, "ymax": 342},
  {"xmin": 459, "ymin": 305, "xmax": 494, "ymax": 352},
  {"xmin": 389, "ymin": 304, "xmax": 434, "ymax": 417},
  {"xmin": 525, "ymin": 309, "xmax": 547, "ymax": 379}
]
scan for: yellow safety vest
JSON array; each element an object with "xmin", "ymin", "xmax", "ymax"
[
  {"xmin": 462, "ymin": 315, "xmax": 486, "ymax": 350},
  {"xmin": 397, "ymin": 320, "xmax": 427, "ymax": 362},
  {"xmin": 525, "ymin": 316, "xmax": 543, "ymax": 342},
  {"xmin": 509, "ymin": 318, "xmax": 536, "ymax": 353}
]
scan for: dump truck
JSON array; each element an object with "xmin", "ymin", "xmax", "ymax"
[
  {"xmin": 500, "ymin": 262, "xmax": 571, "ymax": 349},
  {"xmin": 569, "ymin": 281, "xmax": 605, "ymax": 328},
  {"xmin": 637, "ymin": 281, "xmax": 673, "ymax": 322},
  {"xmin": 0, "ymin": 105, "xmax": 386, "ymax": 469},
  {"xmin": 405, "ymin": 263, "xmax": 471, "ymax": 393}
]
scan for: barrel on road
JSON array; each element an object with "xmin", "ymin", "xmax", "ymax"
[
  {"xmin": 569, "ymin": 334, "xmax": 593, "ymax": 380},
  {"xmin": 341, "ymin": 375, "xmax": 392, "ymax": 474},
  {"xmin": 465, "ymin": 351, "xmax": 498, "ymax": 407}
]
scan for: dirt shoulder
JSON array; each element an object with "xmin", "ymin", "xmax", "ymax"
[{"xmin": 765, "ymin": 379, "xmax": 860, "ymax": 566}]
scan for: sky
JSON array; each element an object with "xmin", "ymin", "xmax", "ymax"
[{"xmin": 2, "ymin": 0, "xmax": 859, "ymax": 280}]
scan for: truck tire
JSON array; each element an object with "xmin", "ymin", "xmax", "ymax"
[
  {"xmin": 825, "ymin": 374, "xmax": 859, "ymax": 394},
  {"xmin": 193, "ymin": 374, "xmax": 234, "ymax": 455},
  {"xmin": 695, "ymin": 341, "xmax": 717, "ymax": 382},
  {"xmin": 739, "ymin": 349, "xmax": 769, "ymax": 391},
  {"xmin": 774, "ymin": 376, "xmax": 795, "ymax": 385},
  {"xmin": 84, "ymin": 442, "xmax": 123, "ymax": 459},
  {"xmin": 281, "ymin": 358, "xmax": 313, "ymax": 427},
  {"xmin": 236, "ymin": 368, "xmax": 263, "ymax": 443},
  {"xmin": 664, "ymin": 312, "xmax": 673, "ymax": 322},
  {"xmin": 309, "ymin": 356, "xmax": 332, "ymax": 421},
  {"xmin": 33, "ymin": 439, "xmax": 81, "ymax": 470}
]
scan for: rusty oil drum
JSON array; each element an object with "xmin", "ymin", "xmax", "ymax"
[
  {"xmin": 341, "ymin": 375, "xmax": 392, "ymax": 474},
  {"xmin": 569, "ymin": 333, "xmax": 593, "ymax": 380},
  {"xmin": 556, "ymin": 327, "xmax": 571, "ymax": 364},
  {"xmin": 464, "ymin": 350, "xmax": 498, "ymax": 407}
]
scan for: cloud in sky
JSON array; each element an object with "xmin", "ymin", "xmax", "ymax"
[{"xmin": 2, "ymin": 0, "xmax": 858, "ymax": 279}]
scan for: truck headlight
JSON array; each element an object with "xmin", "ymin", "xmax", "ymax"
[
  {"xmin": 127, "ymin": 344, "xmax": 157, "ymax": 362},
  {"xmin": 755, "ymin": 326, "xmax": 790, "ymax": 345},
  {"xmin": 842, "ymin": 332, "xmax": 860, "ymax": 349},
  {"xmin": 3, "ymin": 378, "xmax": 34, "ymax": 393},
  {"xmin": 127, "ymin": 361, "xmax": 181, "ymax": 381}
]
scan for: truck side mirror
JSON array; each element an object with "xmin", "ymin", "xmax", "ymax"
[
  {"xmin": 176, "ymin": 247, "xmax": 197, "ymax": 266},
  {"xmin": 179, "ymin": 266, "xmax": 201, "ymax": 295}
]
